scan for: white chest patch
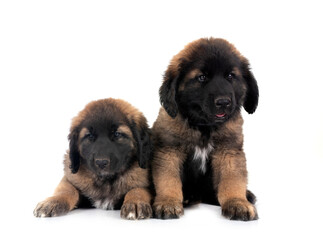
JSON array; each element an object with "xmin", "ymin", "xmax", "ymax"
[
  {"xmin": 193, "ymin": 144, "xmax": 213, "ymax": 174},
  {"xmin": 93, "ymin": 199, "xmax": 114, "ymax": 210}
]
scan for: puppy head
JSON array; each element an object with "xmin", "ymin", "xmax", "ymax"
[
  {"xmin": 68, "ymin": 98, "xmax": 151, "ymax": 176},
  {"xmin": 160, "ymin": 38, "xmax": 259, "ymax": 126}
]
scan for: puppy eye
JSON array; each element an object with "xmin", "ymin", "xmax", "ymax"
[
  {"xmin": 85, "ymin": 133, "xmax": 95, "ymax": 142},
  {"xmin": 114, "ymin": 131, "xmax": 122, "ymax": 138},
  {"xmin": 197, "ymin": 74, "xmax": 206, "ymax": 82},
  {"xmin": 226, "ymin": 72, "xmax": 235, "ymax": 81}
]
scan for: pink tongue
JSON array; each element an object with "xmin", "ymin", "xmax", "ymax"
[{"xmin": 216, "ymin": 113, "xmax": 226, "ymax": 118}]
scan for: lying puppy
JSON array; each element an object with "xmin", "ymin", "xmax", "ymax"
[
  {"xmin": 34, "ymin": 98, "xmax": 152, "ymax": 220},
  {"xmin": 152, "ymin": 38, "xmax": 259, "ymax": 220}
]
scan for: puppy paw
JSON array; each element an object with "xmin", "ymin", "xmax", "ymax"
[
  {"xmin": 153, "ymin": 200, "xmax": 184, "ymax": 219},
  {"xmin": 34, "ymin": 197, "xmax": 70, "ymax": 217},
  {"xmin": 222, "ymin": 198, "xmax": 258, "ymax": 221},
  {"xmin": 121, "ymin": 202, "xmax": 152, "ymax": 220}
]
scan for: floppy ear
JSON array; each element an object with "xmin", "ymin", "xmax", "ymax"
[
  {"xmin": 130, "ymin": 121, "xmax": 152, "ymax": 169},
  {"xmin": 159, "ymin": 69, "xmax": 179, "ymax": 118},
  {"xmin": 242, "ymin": 61, "xmax": 259, "ymax": 114},
  {"xmin": 68, "ymin": 129, "xmax": 80, "ymax": 174}
]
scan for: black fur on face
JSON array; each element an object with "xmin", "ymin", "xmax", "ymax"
[
  {"xmin": 160, "ymin": 38, "xmax": 259, "ymax": 127},
  {"xmin": 79, "ymin": 126, "xmax": 134, "ymax": 179},
  {"xmin": 68, "ymin": 101, "xmax": 151, "ymax": 177}
]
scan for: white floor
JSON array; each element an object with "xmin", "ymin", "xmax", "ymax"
[{"xmin": 6, "ymin": 189, "xmax": 322, "ymax": 240}]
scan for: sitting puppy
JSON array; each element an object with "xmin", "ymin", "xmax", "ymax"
[
  {"xmin": 34, "ymin": 98, "xmax": 153, "ymax": 220},
  {"xmin": 152, "ymin": 38, "xmax": 259, "ymax": 221}
]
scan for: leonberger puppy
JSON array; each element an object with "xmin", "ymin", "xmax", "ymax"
[
  {"xmin": 152, "ymin": 38, "xmax": 259, "ymax": 221},
  {"xmin": 34, "ymin": 98, "xmax": 153, "ymax": 220}
]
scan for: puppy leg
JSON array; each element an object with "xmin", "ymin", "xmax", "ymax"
[
  {"xmin": 34, "ymin": 176, "xmax": 79, "ymax": 217},
  {"xmin": 212, "ymin": 150, "xmax": 258, "ymax": 221},
  {"xmin": 120, "ymin": 187, "xmax": 152, "ymax": 220},
  {"xmin": 152, "ymin": 148, "xmax": 185, "ymax": 219}
]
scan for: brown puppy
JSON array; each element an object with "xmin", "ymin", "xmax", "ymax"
[
  {"xmin": 152, "ymin": 38, "xmax": 259, "ymax": 221},
  {"xmin": 34, "ymin": 98, "xmax": 153, "ymax": 220}
]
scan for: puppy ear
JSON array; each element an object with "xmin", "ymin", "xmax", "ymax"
[
  {"xmin": 68, "ymin": 129, "xmax": 80, "ymax": 174},
  {"xmin": 242, "ymin": 60, "xmax": 259, "ymax": 114},
  {"xmin": 159, "ymin": 69, "xmax": 179, "ymax": 118},
  {"xmin": 130, "ymin": 121, "xmax": 152, "ymax": 169}
]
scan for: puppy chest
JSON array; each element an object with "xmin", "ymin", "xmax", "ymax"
[
  {"xmin": 90, "ymin": 193, "xmax": 123, "ymax": 210},
  {"xmin": 93, "ymin": 198, "xmax": 115, "ymax": 210},
  {"xmin": 191, "ymin": 144, "xmax": 214, "ymax": 174},
  {"xmin": 182, "ymin": 144, "xmax": 214, "ymax": 200},
  {"xmin": 79, "ymin": 182, "xmax": 124, "ymax": 210}
]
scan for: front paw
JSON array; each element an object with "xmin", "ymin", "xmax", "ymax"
[
  {"xmin": 222, "ymin": 198, "xmax": 258, "ymax": 221},
  {"xmin": 153, "ymin": 200, "xmax": 184, "ymax": 219},
  {"xmin": 34, "ymin": 197, "xmax": 70, "ymax": 217},
  {"xmin": 121, "ymin": 202, "xmax": 152, "ymax": 220}
]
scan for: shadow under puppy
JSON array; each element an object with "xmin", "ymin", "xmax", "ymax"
[
  {"xmin": 34, "ymin": 98, "xmax": 153, "ymax": 220},
  {"xmin": 152, "ymin": 38, "xmax": 259, "ymax": 221}
]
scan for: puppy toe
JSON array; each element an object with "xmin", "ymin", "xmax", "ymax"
[
  {"xmin": 34, "ymin": 197, "xmax": 70, "ymax": 217},
  {"xmin": 137, "ymin": 203, "xmax": 153, "ymax": 219},
  {"xmin": 121, "ymin": 203, "xmax": 136, "ymax": 220},
  {"xmin": 221, "ymin": 198, "xmax": 258, "ymax": 221},
  {"xmin": 121, "ymin": 202, "xmax": 152, "ymax": 220},
  {"xmin": 153, "ymin": 200, "xmax": 184, "ymax": 219}
]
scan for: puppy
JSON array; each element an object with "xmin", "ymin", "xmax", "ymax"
[
  {"xmin": 34, "ymin": 98, "xmax": 153, "ymax": 220},
  {"xmin": 152, "ymin": 38, "xmax": 259, "ymax": 220}
]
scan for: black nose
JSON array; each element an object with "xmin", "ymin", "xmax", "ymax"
[
  {"xmin": 215, "ymin": 98, "xmax": 231, "ymax": 107},
  {"xmin": 95, "ymin": 160, "xmax": 109, "ymax": 169}
]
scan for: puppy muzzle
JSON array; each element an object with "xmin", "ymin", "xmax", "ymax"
[{"xmin": 95, "ymin": 158, "xmax": 110, "ymax": 170}]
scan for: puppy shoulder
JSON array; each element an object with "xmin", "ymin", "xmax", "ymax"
[
  {"xmin": 213, "ymin": 113, "xmax": 244, "ymax": 147},
  {"xmin": 223, "ymin": 113, "xmax": 244, "ymax": 133},
  {"xmin": 63, "ymin": 151, "xmax": 94, "ymax": 187},
  {"xmin": 117, "ymin": 162, "xmax": 150, "ymax": 189},
  {"xmin": 63, "ymin": 151, "xmax": 75, "ymax": 177}
]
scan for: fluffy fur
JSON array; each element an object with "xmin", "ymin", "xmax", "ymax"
[
  {"xmin": 152, "ymin": 38, "xmax": 259, "ymax": 221},
  {"xmin": 34, "ymin": 98, "xmax": 153, "ymax": 220}
]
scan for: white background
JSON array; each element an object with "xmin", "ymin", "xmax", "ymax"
[{"xmin": 1, "ymin": 0, "xmax": 322, "ymax": 239}]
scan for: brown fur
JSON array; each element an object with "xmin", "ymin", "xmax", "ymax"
[
  {"xmin": 34, "ymin": 98, "xmax": 152, "ymax": 220},
  {"xmin": 152, "ymin": 38, "xmax": 258, "ymax": 220}
]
